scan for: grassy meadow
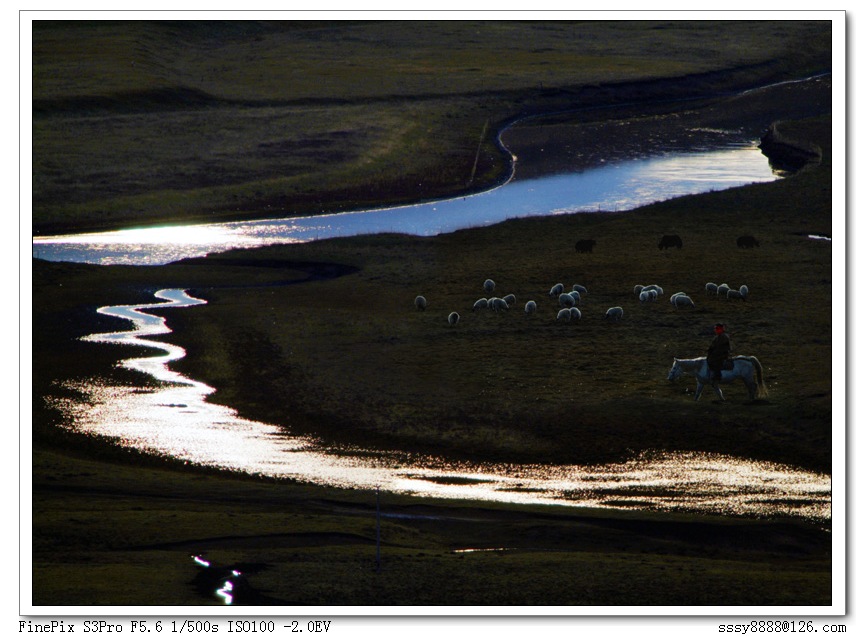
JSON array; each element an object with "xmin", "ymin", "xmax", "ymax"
[
  {"xmin": 30, "ymin": 20, "xmax": 835, "ymax": 607},
  {"xmin": 32, "ymin": 20, "xmax": 831, "ymax": 235}
]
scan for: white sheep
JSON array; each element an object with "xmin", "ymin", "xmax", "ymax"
[
  {"xmin": 605, "ymin": 306, "xmax": 624, "ymax": 322},
  {"xmin": 705, "ymin": 282, "xmax": 718, "ymax": 296},
  {"xmin": 669, "ymin": 291, "xmax": 687, "ymax": 304},
  {"xmin": 556, "ymin": 308, "xmax": 572, "ymax": 322},
  {"xmin": 502, "ymin": 293, "xmax": 516, "ymax": 306},
  {"xmin": 524, "ymin": 300, "xmax": 537, "ymax": 315},
  {"xmin": 717, "ymin": 283, "xmax": 730, "ymax": 296},
  {"xmin": 672, "ymin": 294, "xmax": 695, "ymax": 309},
  {"xmin": 490, "ymin": 297, "xmax": 510, "ymax": 312},
  {"xmin": 648, "ymin": 289, "xmax": 658, "ymax": 301},
  {"xmin": 559, "ymin": 293, "xmax": 576, "ymax": 308},
  {"xmin": 572, "ymin": 284, "xmax": 588, "ymax": 295},
  {"xmin": 549, "ymin": 283, "xmax": 565, "ymax": 298},
  {"xmin": 726, "ymin": 289, "xmax": 745, "ymax": 301},
  {"xmin": 643, "ymin": 284, "xmax": 664, "ymax": 296},
  {"xmin": 739, "ymin": 284, "xmax": 749, "ymax": 298},
  {"xmin": 568, "ymin": 290, "xmax": 581, "ymax": 303},
  {"xmin": 414, "ymin": 295, "xmax": 427, "ymax": 311},
  {"xmin": 569, "ymin": 307, "xmax": 582, "ymax": 320},
  {"xmin": 472, "ymin": 298, "xmax": 489, "ymax": 312},
  {"xmin": 448, "ymin": 311, "xmax": 460, "ymax": 326},
  {"xmin": 484, "ymin": 279, "xmax": 496, "ymax": 294},
  {"xmin": 634, "ymin": 284, "xmax": 645, "ymax": 296},
  {"xmin": 639, "ymin": 290, "xmax": 651, "ymax": 303}
]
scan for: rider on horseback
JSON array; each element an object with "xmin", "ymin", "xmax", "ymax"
[{"xmin": 707, "ymin": 323, "xmax": 731, "ymax": 386}]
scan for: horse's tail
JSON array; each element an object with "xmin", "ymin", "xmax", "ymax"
[{"xmin": 747, "ymin": 356, "xmax": 769, "ymax": 398}]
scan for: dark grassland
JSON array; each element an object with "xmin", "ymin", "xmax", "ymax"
[
  {"xmin": 32, "ymin": 20, "xmax": 830, "ymax": 235},
  {"xmin": 30, "ymin": 21, "xmax": 834, "ymax": 607}
]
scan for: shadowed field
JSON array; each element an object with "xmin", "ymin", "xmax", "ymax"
[
  {"xmin": 32, "ymin": 20, "xmax": 831, "ymax": 235},
  {"xmin": 162, "ymin": 117, "xmax": 832, "ymax": 473},
  {"xmin": 31, "ymin": 112, "xmax": 833, "ymax": 607},
  {"xmin": 30, "ymin": 20, "xmax": 834, "ymax": 608}
]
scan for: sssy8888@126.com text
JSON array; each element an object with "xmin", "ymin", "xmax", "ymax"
[{"xmin": 718, "ymin": 621, "xmax": 846, "ymax": 633}]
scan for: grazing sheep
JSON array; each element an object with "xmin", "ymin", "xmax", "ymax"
[
  {"xmin": 669, "ymin": 291, "xmax": 687, "ymax": 304},
  {"xmin": 490, "ymin": 297, "xmax": 510, "ymax": 312},
  {"xmin": 643, "ymin": 284, "xmax": 664, "ymax": 296},
  {"xmin": 717, "ymin": 283, "xmax": 730, "ymax": 297},
  {"xmin": 605, "ymin": 306, "xmax": 624, "ymax": 322},
  {"xmin": 472, "ymin": 298, "xmax": 489, "ymax": 312},
  {"xmin": 448, "ymin": 311, "xmax": 460, "ymax": 326},
  {"xmin": 414, "ymin": 295, "xmax": 427, "ymax": 311},
  {"xmin": 639, "ymin": 290, "xmax": 651, "ymax": 303},
  {"xmin": 568, "ymin": 290, "xmax": 582, "ymax": 303},
  {"xmin": 559, "ymin": 293, "xmax": 576, "ymax": 308},
  {"xmin": 648, "ymin": 289, "xmax": 658, "ymax": 302},
  {"xmin": 556, "ymin": 308, "xmax": 572, "ymax": 322},
  {"xmin": 502, "ymin": 293, "xmax": 516, "ymax": 306},
  {"xmin": 572, "ymin": 284, "xmax": 588, "ymax": 295},
  {"xmin": 672, "ymin": 294, "xmax": 695, "ymax": 309},
  {"xmin": 705, "ymin": 282, "xmax": 718, "ymax": 296},
  {"xmin": 484, "ymin": 279, "xmax": 496, "ymax": 294},
  {"xmin": 569, "ymin": 307, "xmax": 582, "ymax": 320},
  {"xmin": 524, "ymin": 300, "xmax": 537, "ymax": 315},
  {"xmin": 634, "ymin": 284, "xmax": 645, "ymax": 296},
  {"xmin": 726, "ymin": 289, "xmax": 745, "ymax": 301},
  {"xmin": 739, "ymin": 285, "xmax": 749, "ymax": 298},
  {"xmin": 549, "ymin": 283, "xmax": 565, "ymax": 298}
]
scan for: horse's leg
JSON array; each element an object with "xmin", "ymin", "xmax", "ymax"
[
  {"xmin": 744, "ymin": 377, "xmax": 757, "ymax": 400},
  {"xmin": 694, "ymin": 382, "xmax": 704, "ymax": 401},
  {"xmin": 712, "ymin": 380, "xmax": 725, "ymax": 401}
]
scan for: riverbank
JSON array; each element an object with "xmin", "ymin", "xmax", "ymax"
[
  {"xmin": 31, "ymin": 446, "xmax": 831, "ymax": 607},
  {"xmin": 30, "ymin": 108, "xmax": 834, "ymax": 606},
  {"xmin": 157, "ymin": 114, "xmax": 833, "ymax": 475},
  {"xmin": 31, "ymin": 20, "xmax": 831, "ymax": 236},
  {"xmin": 29, "ymin": 20, "xmax": 836, "ymax": 606}
]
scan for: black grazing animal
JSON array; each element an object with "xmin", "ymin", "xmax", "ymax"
[
  {"xmin": 658, "ymin": 234, "xmax": 683, "ymax": 250},
  {"xmin": 736, "ymin": 235, "xmax": 760, "ymax": 248},
  {"xmin": 574, "ymin": 239, "xmax": 596, "ymax": 253}
]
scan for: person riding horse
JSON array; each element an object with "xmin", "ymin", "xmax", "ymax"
[{"xmin": 707, "ymin": 323, "xmax": 731, "ymax": 385}]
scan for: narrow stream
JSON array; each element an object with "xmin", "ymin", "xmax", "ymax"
[{"xmin": 49, "ymin": 289, "xmax": 831, "ymax": 521}]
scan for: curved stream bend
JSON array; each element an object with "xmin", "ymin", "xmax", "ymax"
[
  {"xmin": 33, "ymin": 143, "xmax": 777, "ymax": 266},
  {"xmin": 50, "ymin": 289, "xmax": 831, "ymax": 521}
]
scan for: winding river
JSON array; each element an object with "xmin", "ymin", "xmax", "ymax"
[
  {"xmin": 50, "ymin": 288, "xmax": 830, "ymax": 520},
  {"xmin": 35, "ymin": 74, "xmax": 835, "ymax": 519},
  {"xmin": 34, "ymin": 141, "xmax": 778, "ymax": 266}
]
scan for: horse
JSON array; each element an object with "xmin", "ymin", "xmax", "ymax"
[{"xmin": 667, "ymin": 356, "xmax": 768, "ymax": 401}]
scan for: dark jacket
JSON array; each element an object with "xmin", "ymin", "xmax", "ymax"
[{"xmin": 707, "ymin": 332, "xmax": 732, "ymax": 370}]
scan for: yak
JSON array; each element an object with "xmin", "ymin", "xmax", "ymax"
[{"xmin": 658, "ymin": 234, "xmax": 683, "ymax": 250}]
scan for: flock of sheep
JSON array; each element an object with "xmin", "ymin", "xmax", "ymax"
[
  {"xmin": 635, "ymin": 282, "xmax": 749, "ymax": 308},
  {"xmin": 414, "ymin": 277, "xmax": 751, "ymax": 327}
]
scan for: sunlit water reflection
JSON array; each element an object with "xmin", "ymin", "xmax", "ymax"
[
  {"xmin": 33, "ymin": 143, "xmax": 778, "ymax": 266},
  {"xmin": 49, "ymin": 289, "xmax": 830, "ymax": 521}
]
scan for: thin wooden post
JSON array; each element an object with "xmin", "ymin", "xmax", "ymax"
[{"xmin": 467, "ymin": 119, "xmax": 489, "ymax": 186}]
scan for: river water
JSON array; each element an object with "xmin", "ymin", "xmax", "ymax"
[
  {"xmin": 35, "ymin": 102, "xmax": 833, "ymax": 520},
  {"xmin": 33, "ymin": 141, "xmax": 778, "ymax": 266},
  {"xmin": 45, "ymin": 271, "xmax": 830, "ymax": 521}
]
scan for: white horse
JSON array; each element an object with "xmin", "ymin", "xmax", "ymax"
[{"xmin": 667, "ymin": 356, "xmax": 768, "ymax": 401}]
